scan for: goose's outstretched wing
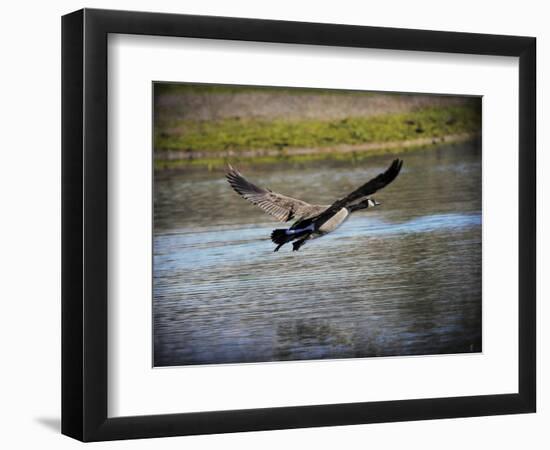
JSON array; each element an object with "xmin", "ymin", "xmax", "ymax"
[
  {"xmin": 226, "ymin": 165, "xmax": 322, "ymax": 222},
  {"xmin": 293, "ymin": 159, "xmax": 403, "ymax": 229},
  {"xmin": 338, "ymin": 158, "xmax": 403, "ymax": 206}
]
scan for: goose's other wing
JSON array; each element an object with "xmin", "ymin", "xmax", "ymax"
[
  {"xmin": 338, "ymin": 158, "xmax": 403, "ymax": 206},
  {"xmin": 226, "ymin": 165, "xmax": 319, "ymax": 222},
  {"xmin": 293, "ymin": 159, "xmax": 403, "ymax": 229}
]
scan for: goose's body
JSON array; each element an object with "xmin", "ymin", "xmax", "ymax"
[
  {"xmin": 287, "ymin": 207, "xmax": 350, "ymax": 240},
  {"xmin": 318, "ymin": 207, "xmax": 350, "ymax": 234},
  {"xmin": 226, "ymin": 159, "xmax": 402, "ymax": 251}
]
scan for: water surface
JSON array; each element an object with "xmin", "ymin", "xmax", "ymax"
[{"xmin": 153, "ymin": 142, "xmax": 482, "ymax": 366}]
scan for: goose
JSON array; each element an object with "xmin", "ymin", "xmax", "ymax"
[{"xmin": 226, "ymin": 159, "xmax": 403, "ymax": 252}]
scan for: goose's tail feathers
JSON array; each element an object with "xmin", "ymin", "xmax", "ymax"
[{"xmin": 271, "ymin": 229, "xmax": 289, "ymax": 246}]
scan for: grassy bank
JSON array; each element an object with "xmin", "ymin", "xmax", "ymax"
[
  {"xmin": 154, "ymin": 104, "xmax": 480, "ymax": 170},
  {"xmin": 156, "ymin": 105, "xmax": 479, "ymax": 153}
]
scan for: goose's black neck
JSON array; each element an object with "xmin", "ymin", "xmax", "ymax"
[{"xmin": 348, "ymin": 198, "xmax": 380, "ymax": 212}]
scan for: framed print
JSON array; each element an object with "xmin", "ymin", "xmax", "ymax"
[{"xmin": 61, "ymin": 8, "xmax": 536, "ymax": 441}]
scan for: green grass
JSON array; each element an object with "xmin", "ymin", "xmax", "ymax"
[{"xmin": 155, "ymin": 105, "xmax": 480, "ymax": 154}]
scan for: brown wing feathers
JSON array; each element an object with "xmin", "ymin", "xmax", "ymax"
[{"xmin": 226, "ymin": 165, "xmax": 315, "ymax": 222}]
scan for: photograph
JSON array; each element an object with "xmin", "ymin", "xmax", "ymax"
[{"xmin": 153, "ymin": 83, "xmax": 482, "ymax": 367}]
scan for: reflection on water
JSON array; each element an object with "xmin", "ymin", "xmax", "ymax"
[{"xmin": 153, "ymin": 141, "xmax": 482, "ymax": 366}]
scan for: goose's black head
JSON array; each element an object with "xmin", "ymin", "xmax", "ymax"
[{"xmin": 348, "ymin": 198, "xmax": 381, "ymax": 212}]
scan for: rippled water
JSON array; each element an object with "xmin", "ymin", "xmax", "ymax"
[{"xmin": 153, "ymin": 141, "xmax": 482, "ymax": 366}]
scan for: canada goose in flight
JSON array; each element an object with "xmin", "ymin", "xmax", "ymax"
[{"xmin": 226, "ymin": 159, "xmax": 403, "ymax": 252}]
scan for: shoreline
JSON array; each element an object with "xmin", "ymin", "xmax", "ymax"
[{"xmin": 154, "ymin": 132, "xmax": 480, "ymax": 171}]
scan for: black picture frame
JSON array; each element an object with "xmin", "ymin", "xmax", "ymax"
[{"xmin": 62, "ymin": 8, "xmax": 536, "ymax": 442}]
